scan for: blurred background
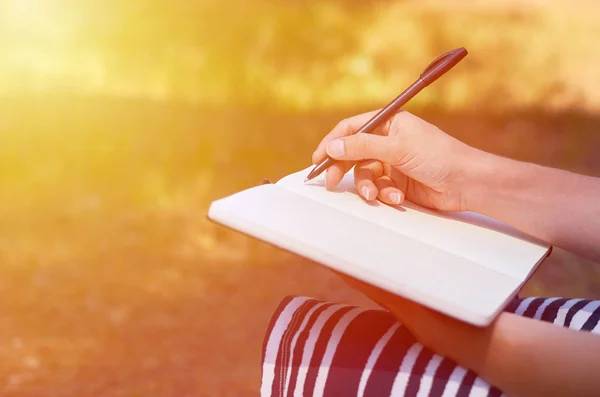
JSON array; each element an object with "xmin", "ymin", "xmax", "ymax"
[{"xmin": 1, "ymin": 0, "xmax": 600, "ymax": 395}]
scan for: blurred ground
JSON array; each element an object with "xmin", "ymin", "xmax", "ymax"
[{"xmin": 0, "ymin": 95, "xmax": 599, "ymax": 396}]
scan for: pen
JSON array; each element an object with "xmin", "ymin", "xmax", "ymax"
[{"xmin": 304, "ymin": 47, "xmax": 468, "ymax": 182}]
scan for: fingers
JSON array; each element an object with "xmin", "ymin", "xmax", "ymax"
[
  {"xmin": 382, "ymin": 164, "xmax": 409, "ymax": 205},
  {"xmin": 324, "ymin": 160, "xmax": 354, "ymax": 189},
  {"xmin": 312, "ymin": 109, "xmax": 383, "ymax": 165},
  {"xmin": 354, "ymin": 160, "xmax": 383, "ymax": 201},
  {"xmin": 354, "ymin": 161, "xmax": 405, "ymax": 205},
  {"xmin": 326, "ymin": 133, "xmax": 398, "ymax": 165},
  {"xmin": 374, "ymin": 176, "xmax": 405, "ymax": 205}
]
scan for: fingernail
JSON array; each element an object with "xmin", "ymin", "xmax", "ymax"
[
  {"xmin": 326, "ymin": 140, "xmax": 345, "ymax": 158},
  {"xmin": 361, "ymin": 186, "xmax": 371, "ymax": 200},
  {"xmin": 390, "ymin": 192, "xmax": 401, "ymax": 204}
]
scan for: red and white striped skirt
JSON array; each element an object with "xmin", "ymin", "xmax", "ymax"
[{"xmin": 261, "ymin": 296, "xmax": 600, "ymax": 397}]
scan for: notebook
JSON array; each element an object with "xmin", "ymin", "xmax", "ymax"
[{"xmin": 207, "ymin": 165, "xmax": 552, "ymax": 326}]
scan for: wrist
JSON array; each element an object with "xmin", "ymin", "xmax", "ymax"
[{"xmin": 461, "ymin": 150, "xmax": 535, "ymax": 215}]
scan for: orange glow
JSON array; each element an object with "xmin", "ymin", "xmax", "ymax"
[
  {"xmin": 1, "ymin": 1, "xmax": 600, "ymax": 109},
  {"xmin": 1, "ymin": 1, "xmax": 600, "ymax": 395}
]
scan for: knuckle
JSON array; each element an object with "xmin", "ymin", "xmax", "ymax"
[
  {"xmin": 395, "ymin": 109, "xmax": 412, "ymax": 121},
  {"xmin": 335, "ymin": 118, "xmax": 350, "ymax": 132},
  {"xmin": 391, "ymin": 111, "xmax": 418, "ymax": 134}
]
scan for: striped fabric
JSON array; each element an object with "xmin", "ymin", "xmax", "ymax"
[{"xmin": 261, "ymin": 296, "xmax": 600, "ymax": 397}]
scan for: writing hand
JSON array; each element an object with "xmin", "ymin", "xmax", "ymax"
[{"xmin": 312, "ymin": 109, "xmax": 486, "ymax": 212}]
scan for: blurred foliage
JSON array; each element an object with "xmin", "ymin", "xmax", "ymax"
[{"xmin": 2, "ymin": 0, "xmax": 600, "ymax": 110}]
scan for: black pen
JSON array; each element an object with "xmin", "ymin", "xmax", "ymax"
[{"xmin": 304, "ymin": 47, "xmax": 468, "ymax": 182}]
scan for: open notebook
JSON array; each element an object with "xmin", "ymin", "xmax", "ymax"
[{"xmin": 207, "ymin": 166, "xmax": 552, "ymax": 326}]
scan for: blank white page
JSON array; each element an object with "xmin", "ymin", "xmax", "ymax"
[
  {"xmin": 208, "ymin": 183, "xmax": 522, "ymax": 326},
  {"xmin": 276, "ymin": 166, "xmax": 550, "ymax": 281}
]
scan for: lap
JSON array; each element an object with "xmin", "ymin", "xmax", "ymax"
[{"xmin": 260, "ymin": 296, "xmax": 600, "ymax": 397}]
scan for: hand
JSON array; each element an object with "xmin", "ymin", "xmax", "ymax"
[{"xmin": 312, "ymin": 109, "xmax": 486, "ymax": 212}]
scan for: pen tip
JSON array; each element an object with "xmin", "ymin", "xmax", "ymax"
[{"xmin": 303, "ymin": 178, "xmax": 309, "ymax": 183}]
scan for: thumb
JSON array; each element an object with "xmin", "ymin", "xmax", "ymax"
[{"xmin": 326, "ymin": 134, "xmax": 397, "ymax": 163}]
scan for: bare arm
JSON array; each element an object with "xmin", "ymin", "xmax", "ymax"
[
  {"xmin": 468, "ymin": 151, "xmax": 600, "ymax": 262},
  {"xmin": 343, "ymin": 275, "xmax": 600, "ymax": 397},
  {"xmin": 451, "ymin": 312, "xmax": 600, "ymax": 397}
]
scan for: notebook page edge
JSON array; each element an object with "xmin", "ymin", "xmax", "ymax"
[
  {"xmin": 275, "ymin": 166, "xmax": 550, "ymax": 280},
  {"xmin": 208, "ymin": 184, "xmax": 516, "ymax": 327},
  {"xmin": 208, "ymin": 202, "xmax": 496, "ymax": 326}
]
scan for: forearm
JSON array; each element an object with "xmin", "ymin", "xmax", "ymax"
[
  {"xmin": 467, "ymin": 151, "xmax": 600, "ymax": 261},
  {"xmin": 343, "ymin": 274, "xmax": 600, "ymax": 396},
  {"xmin": 378, "ymin": 290, "xmax": 600, "ymax": 397},
  {"xmin": 459, "ymin": 313, "xmax": 600, "ymax": 397}
]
